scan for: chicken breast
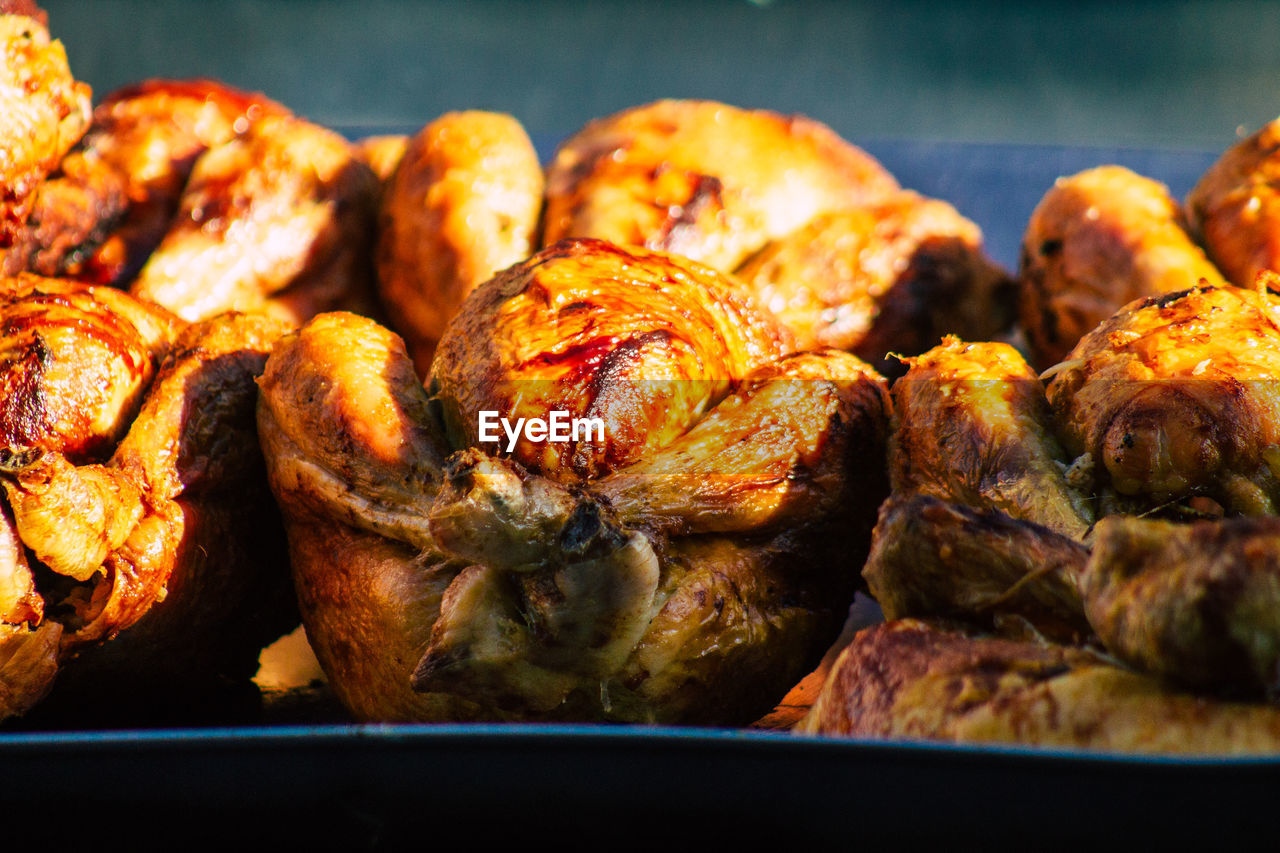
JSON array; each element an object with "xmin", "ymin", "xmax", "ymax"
[
  {"xmin": 734, "ymin": 192, "xmax": 1013, "ymax": 366},
  {"xmin": 543, "ymin": 99, "xmax": 897, "ymax": 274}
]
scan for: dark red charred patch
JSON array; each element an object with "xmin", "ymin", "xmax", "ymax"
[{"xmin": 0, "ymin": 331, "xmax": 49, "ymax": 448}]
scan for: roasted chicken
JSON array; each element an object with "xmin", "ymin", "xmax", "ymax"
[
  {"xmin": 0, "ymin": 1, "xmax": 90, "ymax": 248},
  {"xmin": 1188, "ymin": 116, "xmax": 1280, "ymax": 288},
  {"xmin": 377, "ymin": 100, "xmax": 1011, "ymax": 375},
  {"xmin": 1018, "ymin": 165, "xmax": 1226, "ymax": 368},
  {"xmin": 375, "ymin": 111, "xmax": 543, "ymax": 372},
  {"xmin": 2, "ymin": 78, "xmax": 288, "ymax": 286},
  {"xmin": 259, "ymin": 238, "xmax": 890, "ymax": 723},
  {"xmin": 0, "ymin": 275, "xmax": 294, "ymax": 722},
  {"xmin": 129, "ymin": 111, "xmax": 380, "ymax": 325},
  {"xmin": 734, "ymin": 192, "xmax": 1014, "ymax": 368},
  {"xmin": 799, "ymin": 619, "xmax": 1280, "ymax": 754}
]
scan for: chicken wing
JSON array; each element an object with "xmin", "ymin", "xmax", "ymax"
[
  {"xmin": 543, "ymin": 100, "xmax": 897, "ymax": 274},
  {"xmin": 375, "ymin": 112, "xmax": 543, "ymax": 372},
  {"xmin": 2, "ymin": 79, "xmax": 288, "ymax": 285},
  {"xmin": 0, "ymin": 3, "xmax": 90, "ymax": 246},
  {"xmin": 1018, "ymin": 165, "xmax": 1227, "ymax": 369},
  {"xmin": 734, "ymin": 192, "xmax": 1014, "ymax": 366},
  {"xmin": 130, "ymin": 112, "xmax": 380, "ymax": 325},
  {"xmin": 799, "ymin": 619, "xmax": 1280, "ymax": 754}
]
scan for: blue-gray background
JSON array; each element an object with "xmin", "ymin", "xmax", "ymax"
[{"xmin": 37, "ymin": 1, "xmax": 1278, "ymax": 266}]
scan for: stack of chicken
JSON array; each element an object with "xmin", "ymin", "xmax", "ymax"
[
  {"xmin": 0, "ymin": 1, "xmax": 387, "ymax": 724},
  {"xmin": 258, "ymin": 98, "xmax": 1023, "ymax": 724},
  {"xmin": 802, "ymin": 120, "xmax": 1280, "ymax": 753}
]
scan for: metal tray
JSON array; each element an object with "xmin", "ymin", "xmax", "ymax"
[{"xmin": 2, "ymin": 140, "xmax": 1261, "ymax": 847}]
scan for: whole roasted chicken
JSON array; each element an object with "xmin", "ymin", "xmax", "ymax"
[
  {"xmin": 377, "ymin": 100, "xmax": 1013, "ymax": 374},
  {"xmin": 0, "ymin": 274, "xmax": 294, "ymax": 723},
  {"xmin": 259, "ymin": 238, "xmax": 890, "ymax": 724}
]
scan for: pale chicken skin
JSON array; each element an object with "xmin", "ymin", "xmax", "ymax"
[
  {"xmin": 0, "ymin": 277, "xmax": 294, "ymax": 721},
  {"xmin": 2, "ymin": 79, "xmax": 289, "ymax": 285},
  {"xmin": 0, "ymin": 2, "xmax": 90, "ymax": 247},
  {"xmin": 259, "ymin": 238, "xmax": 890, "ymax": 723},
  {"xmin": 130, "ymin": 112, "xmax": 380, "ymax": 326},
  {"xmin": 375, "ymin": 111, "xmax": 543, "ymax": 372},
  {"xmin": 1019, "ymin": 165, "xmax": 1227, "ymax": 369}
]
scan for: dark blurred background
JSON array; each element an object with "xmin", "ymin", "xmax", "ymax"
[
  {"xmin": 37, "ymin": 1, "xmax": 1280, "ymax": 268},
  {"xmin": 39, "ymin": 0, "xmax": 1280, "ymax": 149}
]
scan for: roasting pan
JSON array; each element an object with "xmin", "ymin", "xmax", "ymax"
[{"xmin": 2, "ymin": 137, "xmax": 1270, "ymax": 846}]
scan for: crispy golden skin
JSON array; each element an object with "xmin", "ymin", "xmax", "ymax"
[
  {"xmin": 0, "ymin": 280, "xmax": 294, "ymax": 721},
  {"xmin": 799, "ymin": 619, "xmax": 1280, "ymax": 754},
  {"xmin": 259, "ymin": 239, "xmax": 889, "ymax": 723},
  {"xmin": 543, "ymin": 100, "xmax": 897, "ymax": 274},
  {"xmin": 1082, "ymin": 514, "xmax": 1280, "ymax": 698},
  {"xmin": 2, "ymin": 79, "xmax": 288, "ymax": 285},
  {"xmin": 1048, "ymin": 285, "xmax": 1280, "ymax": 513},
  {"xmin": 1188, "ymin": 117, "xmax": 1280, "ymax": 288},
  {"xmin": 891, "ymin": 337, "xmax": 1093, "ymax": 538},
  {"xmin": 375, "ymin": 112, "xmax": 543, "ymax": 372},
  {"xmin": 1019, "ymin": 166, "xmax": 1226, "ymax": 369},
  {"xmin": 734, "ymin": 192, "xmax": 1013, "ymax": 365},
  {"xmin": 863, "ymin": 494, "xmax": 1091, "ymax": 643},
  {"xmin": 0, "ymin": 6, "xmax": 90, "ymax": 247},
  {"xmin": 430, "ymin": 239, "xmax": 791, "ymax": 483},
  {"xmin": 130, "ymin": 112, "xmax": 380, "ymax": 326}
]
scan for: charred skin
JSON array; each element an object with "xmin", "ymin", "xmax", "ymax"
[
  {"xmin": 734, "ymin": 191, "xmax": 1014, "ymax": 366},
  {"xmin": 1019, "ymin": 166, "xmax": 1227, "ymax": 369},
  {"xmin": 1188, "ymin": 117, "xmax": 1280, "ymax": 288},
  {"xmin": 2, "ymin": 79, "xmax": 289, "ymax": 286},
  {"xmin": 890, "ymin": 337, "xmax": 1094, "ymax": 538},
  {"xmin": 1048, "ymin": 285, "xmax": 1280, "ymax": 514},
  {"xmin": 261, "ymin": 239, "xmax": 889, "ymax": 723},
  {"xmin": 130, "ymin": 112, "xmax": 380, "ymax": 326},
  {"xmin": 0, "ymin": 7, "xmax": 91, "ymax": 247},
  {"xmin": 543, "ymin": 99, "xmax": 898, "ymax": 274},
  {"xmin": 799, "ymin": 619, "xmax": 1280, "ymax": 754},
  {"xmin": 376, "ymin": 111, "xmax": 543, "ymax": 373}
]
